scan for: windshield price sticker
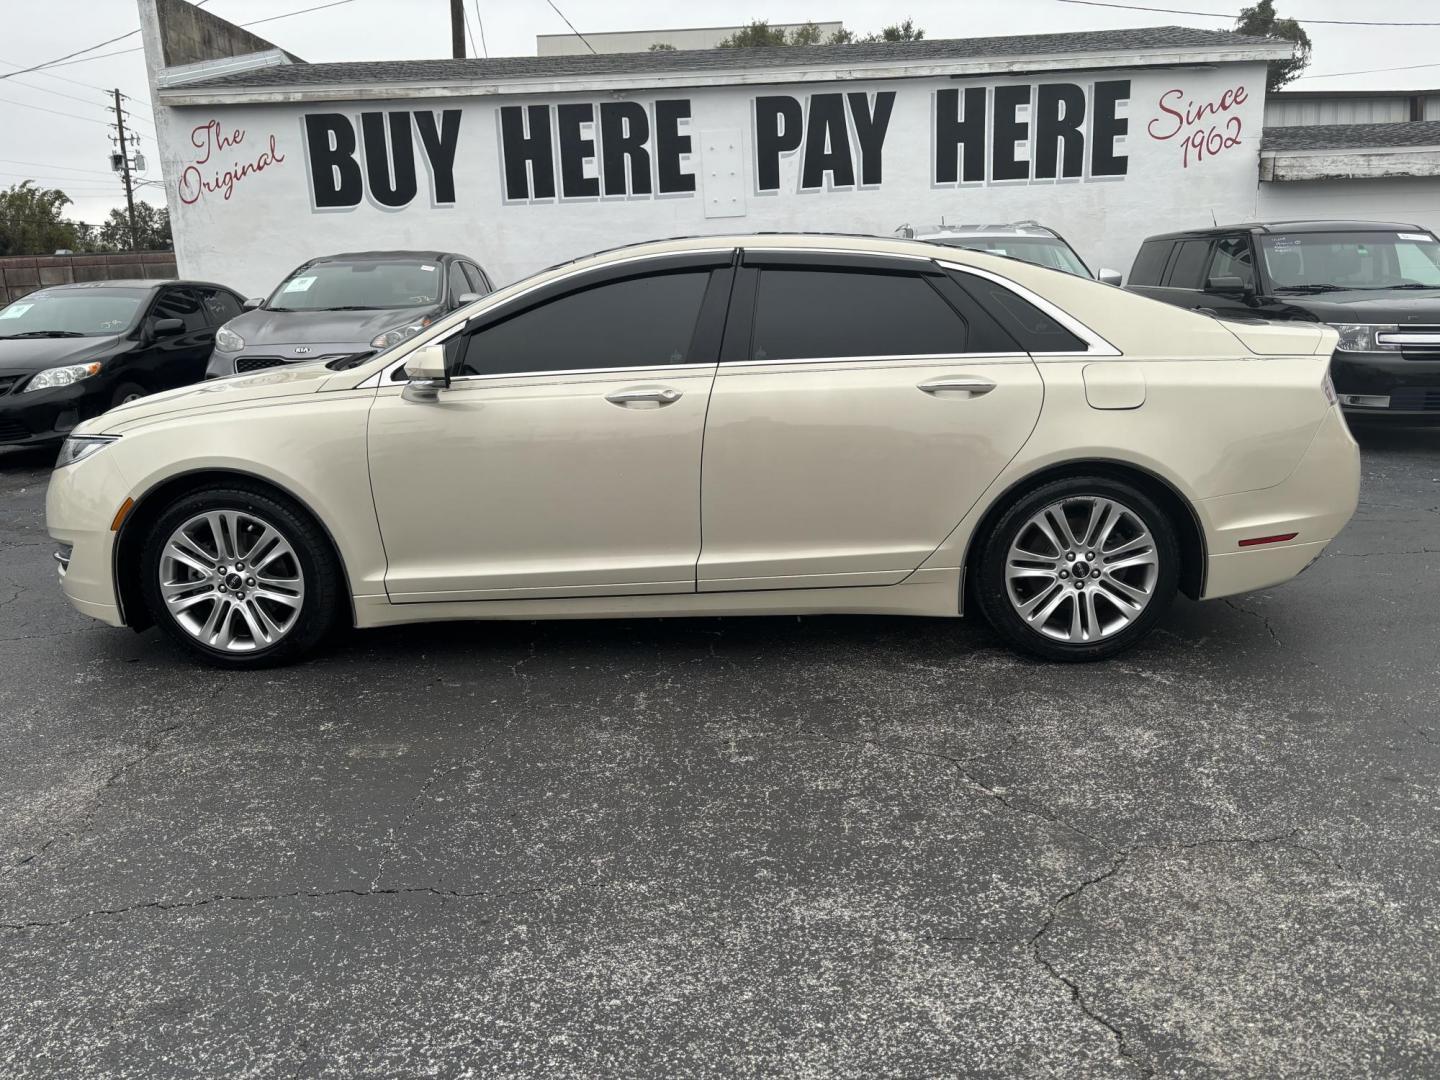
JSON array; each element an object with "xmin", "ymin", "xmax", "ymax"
[
  {"xmin": 0, "ymin": 303, "xmax": 33, "ymax": 320},
  {"xmin": 1398, "ymin": 233, "xmax": 1434, "ymax": 243},
  {"xmin": 421, "ymin": 265, "xmax": 436, "ymax": 272},
  {"xmin": 282, "ymin": 276, "xmax": 317, "ymax": 293}
]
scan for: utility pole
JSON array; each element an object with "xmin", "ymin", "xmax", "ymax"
[
  {"xmin": 110, "ymin": 89, "xmax": 139, "ymax": 251},
  {"xmin": 450, "ymin": 0, "xmax": 465, "ymax": 58}
]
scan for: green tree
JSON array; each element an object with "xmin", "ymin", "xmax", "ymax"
[
  {"xmin": 1236, "ymin": 0, "xmax": 1311, "ymax": 90},
  {"xmin": 0, "ymin": 182, "xmax": 89, "ymax": 257},
  {"xmin": 717, "ymin": 18, "xmax": 924, "ymax": 48},
  {"xmin": 649, "ymin": 42, "xmax": 676, "ymax": 51},
  {"xmin": 98, "ymin": 201, "xmax": 171, "ymax": 251}
]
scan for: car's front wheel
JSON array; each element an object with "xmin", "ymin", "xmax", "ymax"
[
  {"xmin": 973, "ymin": 477, "xmax": 1179, "ymax": 662},
  {"xmin": 139, "ymin": 485, "xmax": 343, "ymax": 668}
]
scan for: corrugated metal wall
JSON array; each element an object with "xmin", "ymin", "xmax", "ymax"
[{"xmin": 1265, "ymin": 97, "xmax": 1410, "ymax": 126}]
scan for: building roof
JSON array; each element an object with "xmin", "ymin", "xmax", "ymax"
[
  {"xmin": 171, "ymin": 25, "xmax": 1286, "ymax": 93},
  {"xmin": 1262, "ymin": 122, "xmax": 1440, "ymax": 152}
]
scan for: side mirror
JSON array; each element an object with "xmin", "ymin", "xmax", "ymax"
[
  {"xmin": 401, "ymin": 343, "xmax": 449, "ymax": 402},
  {"xmin": 456, "ymin": 292, "xmax": 481, "ymax": 306},
  {"xmin": 152, "ymin": 317, "xmax": 185, "ymax": 337},
  {"xmin": 1207, "ymin": 275, "xmax": 1256, "ymax": 300},
  {"xmin": 242, "ymin": 297, "xmax": 264, "ymax": 310},
  {"xmin": 1097, "ymin": 267, "xmax": 1123, "ymax": 287}
]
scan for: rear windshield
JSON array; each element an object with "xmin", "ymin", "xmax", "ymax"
[
  {"xmin": 1260, "ymin": 231, "xmax": 1440, "ymax": 290},
  {"xmin": 0, "ymin": 289, "xmax": 144, "ymax": 337},
  {"xmin": 268, "ymin": 260, "xmax": 443, "ymax": 312},
  {"xmin": 928, "ymin": 236, "xmax": 1091, "ymax": 278}
]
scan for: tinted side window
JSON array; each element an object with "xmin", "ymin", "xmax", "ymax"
[
  {"xmin": 448, "ymin": 263, "xmax": 469, "ymax": 305},
  {"xmin": 195, "ymin": 287, "xmax": 242, "ymax": 325},
  {"xmin": 452, "ymin": 271, "xmax": 710, "ymax": 377},
  {"xmin": 1129, "ymin": 241, "xmax": 1172, "ymax": 286},
  {"xmin": 949, "ymin": 274, "xmax": 1086, "ymax": 353},
  {"xmin": 461, "ymin": 264, "xmax": 489, "ymax": 295},
  {"xmin": 1168, "ymin": 240, "xmax": 1213, "ymax": 289},
  {"xmin": 152, "ymin": 288, "xmax": 207, "ymax": 332},
  {"xmin": 749, "ymin": 268, "xmax": 967, "ymax": 361},
  {"xmin": 1206, "ymin": 236, "xmax": 1255, "ymax": 289}
]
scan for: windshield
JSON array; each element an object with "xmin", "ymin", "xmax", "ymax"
[
  {"xmin": 928, "ymin": 236, "xmax": 1092, "ymax": 278},
  {"xmin": 0, "ymin": 290, "xmax": 143, "ymax": 337},
  {"xmin": 268, "ymin": 260, "xmax": 442, "ymax": 312},
  {"xmin": 1260, "ymin": 231, "xmax": 1440, "ymax": 290}
]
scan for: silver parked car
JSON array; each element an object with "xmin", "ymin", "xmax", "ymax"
[
  {"xmin": 898, "ymin": 222, "xmax": 1124, "ymax": 285},
  {"xmin": 206, "ymin": 251, "xmax": 493, "ymax": 377}
]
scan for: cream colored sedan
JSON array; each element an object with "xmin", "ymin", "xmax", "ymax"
[{"xmin": 45, "ymin": 234, "xmax": 1359, "ymax": 667}]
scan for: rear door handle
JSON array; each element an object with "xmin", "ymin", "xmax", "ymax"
[
  {"xmin": 917, "ymin": 377, "xmax": 996, "ymax": 398},
  {"xmin": 605, "ymin": 386, "xmax": 683, "ymax": 408}
]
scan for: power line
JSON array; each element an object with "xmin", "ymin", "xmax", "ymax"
[
  {"xmin": 23, "ymin": 0, "xmax": 361, "ymax": 74},
  {"xmin": 0, "ymin": 27, "xmax": 141, "ymax": 81},
  {"xmin": 1047, "ymin": 0, "xmax": 1440, "ymax": 26},
  {"xmin": 474, "ymin": 0, "xmax": 489, "ymax": 58},
  {"xmin": 0, "ymin": 95, "xmax": 111, "ymax": 127},
  {"xmin": 0, "ymin": 158, "xmax": 120, "ymax": 178},
  {"xmin": 542, "ymin": 0, "xmax": 595, "ymax": 54},
  {"xmin": 0, "ymin": 77, "xmax": 111, "ymax": 110},
  {"xmin": 0, "ymin": 57, "xmax": 110, "ymax": 93},
  {"xmin": 462, "ymin": 6, "xmax": 479, "ymax": 59},
  {"xmin": 1299, "ymin": 60, "xmax": 1440, "ymax": 81}
]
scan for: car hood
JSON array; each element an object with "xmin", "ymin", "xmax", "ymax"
[
  {"xmin": 78, "ymin": 362, "xmax": 339, "ymax": 435},
  {"xmin": 1273, "ymin": 289, "xmax": 1440, "ymax": 323},
  {"xmin": 0, "ymin": 335, "xmax": 120, "ymax": 373},
  {"xmin": 227, "ymin": 306, "xmax": 435, "ymax": 345}
]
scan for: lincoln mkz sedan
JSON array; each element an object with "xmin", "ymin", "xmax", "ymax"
[{"xmin": 46, "ymin": 235, "xmax": 1360, "ymax": 667}]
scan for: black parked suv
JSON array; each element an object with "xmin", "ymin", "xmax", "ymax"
[
  {"xmin": 0, "ymin": 280, "xmax": 244, "ymax": 447},
  {"xmin": 1128, "ymin": 220, "xmax": 1440, "ymax": 419}
]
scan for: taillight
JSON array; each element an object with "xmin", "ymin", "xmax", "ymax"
[{"xmin": 1239, "ymin": 533, "xmax": 1298, "ymax": 548}]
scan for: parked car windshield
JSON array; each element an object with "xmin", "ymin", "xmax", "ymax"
[
  {"xmin": 267, "ymin": 260, "xmax": 442, "ymax": 311},
  {"xmin": 927, "ymin": 236, "xmax": 1091, "ymax": 278},
  {"xmin": 0, "ymin": 289, "xmax": 144, "ymax": 338},
  {"xmin": 1260, "ymin": 232, "xmax": 1440, "ymax": 290}
]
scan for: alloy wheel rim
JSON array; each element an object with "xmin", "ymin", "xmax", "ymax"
[
  {"xmin": 158, "ymin": 510, "xmax": 305, "ymax": 653},
  {"xmin": 1004, "ymin": 496, "xmax": 1160, "ymax": 644}
]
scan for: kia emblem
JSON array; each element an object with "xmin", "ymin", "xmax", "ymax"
[{"xmin": 294, "ymin": 346, "xmax": 311, "ymax": 354}]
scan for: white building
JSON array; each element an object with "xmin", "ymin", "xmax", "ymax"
[{"xmin": 138, "ymin": 0, "xmax": 1331, "ymax": 295}]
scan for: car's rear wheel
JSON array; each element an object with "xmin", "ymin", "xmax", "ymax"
[
  {"xmin": 139, "ymin": 485, "xmax": 343, "ymax": 668},
  {"xmin": 974, "ymin": 476, "xmax": 1179, "ymax": 662}
]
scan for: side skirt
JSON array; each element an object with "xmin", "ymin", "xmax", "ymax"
[{"xmin": 353, "ymin": 568, "xmax": 963, "ymax": 628}]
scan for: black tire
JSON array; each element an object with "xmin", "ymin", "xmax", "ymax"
[
  {"xmin": 973, "ymin": 476, "xmax": 1180, "ymax": 663},
  {"xmin": 139, "ymin": 484, "xmax": 345, "ymax": 668},
  {"xmin": 110, "ymin": 382, "xmax": 147, "ymax": 408}
]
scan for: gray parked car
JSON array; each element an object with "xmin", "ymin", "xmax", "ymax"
[
  {"xmin": 206, "ymin": 250, "xmax": 493, "ymax": 377},
  {"xmin": 897, "ymin": 222, "xmax": 1123, "ymax": 285}
]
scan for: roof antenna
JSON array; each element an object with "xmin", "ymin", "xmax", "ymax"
[{"xmin": 1211, "ymin": 209, "xmax": 1218, "ymax": 227}]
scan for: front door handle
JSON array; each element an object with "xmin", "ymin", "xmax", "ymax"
[
  {"xmin": 917, "ymin": 377, "xmax": 996, "ymax": 398},
  {"xmin": 605, "ymin": 386, "xmax": 683, "ymax": 408}
]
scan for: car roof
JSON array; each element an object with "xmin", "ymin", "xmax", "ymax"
[
  {"xmin": 914, "ymin": 222, "xmax": 1062, "ymax": 240},
  {"xmin": 1142, "ymin": 219, "xmax": 1429, "ymax": 242},
  {"xmin": 310, "ymin": 251, "xmax": 462, "ymax": 262}
]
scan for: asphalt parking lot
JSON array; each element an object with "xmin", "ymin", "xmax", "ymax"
[{"xmin": 0, "ymin": 426, "xmax": 1436, "ymax": 1079}]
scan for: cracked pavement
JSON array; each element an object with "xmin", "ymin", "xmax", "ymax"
[{"xmin": 0, "ymin": 424, "xmax": 1437, "ymax": 1078}]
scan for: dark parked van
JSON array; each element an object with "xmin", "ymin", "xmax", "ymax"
[{"xmin": 1128, "ymin": 220, "xmax": 1440, "ymax": 419}]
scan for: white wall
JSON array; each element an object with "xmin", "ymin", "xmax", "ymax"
[
  {"xmin": 1256, "ymin": 176, "xmax": 1440, "ymax": 237},
  {"xmin": 156, "ymin": 63, "xmax": 1270, "ymax": 295}
]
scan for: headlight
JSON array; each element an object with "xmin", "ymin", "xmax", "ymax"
[
  {"xmin": 214, "ymin": 324, "xmax": 245, "ymax": 352},
  {"xmin": 23, "ymin": 362, "xmax": 102, "ymax": 392},
  {"xmin": 1329, "ymin": 323, "xmax": 1401, "ymax": 353},
  {"xmin": 371, "ymin": 320, "xmax": 430, "ymax": 350},
  {"xmin": 56, "ymin": 434, "xmax": 119, "ymax": 468}
]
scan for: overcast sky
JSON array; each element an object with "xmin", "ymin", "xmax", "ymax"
[{"xmin": 2, "ymin": 0, "xmax": 1434, "ymax": 225}]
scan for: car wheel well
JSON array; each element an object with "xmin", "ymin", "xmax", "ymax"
[
  {"xmin": 962, "ymin": 460, "xmax": 1206, "ymax": 607},
  {"xmin": 114, "ymin": 470, "xmax": 353, "ymax": 632}
]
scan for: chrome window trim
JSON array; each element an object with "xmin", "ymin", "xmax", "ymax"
[
  {"xmin": 935, "ymin": 259, "xmax": 1122, "ymax": 356},
  {"xmin": 719, "ymin": 352, "xmax": 1030, "ymax": 369}
]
